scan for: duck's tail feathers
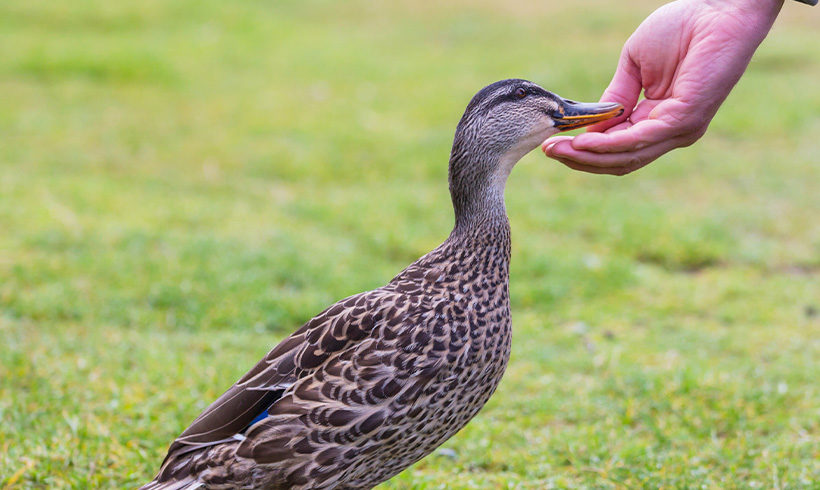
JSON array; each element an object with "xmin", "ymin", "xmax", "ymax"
[{"xmin": 139, "ymin": 476, "xmax": 203, "ymax": 490}]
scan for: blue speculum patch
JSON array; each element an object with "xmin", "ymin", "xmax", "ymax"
[{"xmin": 245, "ymin": 409, "xmax": 269, "ymax": 431}]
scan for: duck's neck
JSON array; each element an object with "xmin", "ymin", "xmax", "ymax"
[
  {"xmin": 447, "ymin": 153, "xmax": 513, "ymax": 255},
  {"xmin": 395, "ymin": 155, "xmax": 511, "ymax": 286}
]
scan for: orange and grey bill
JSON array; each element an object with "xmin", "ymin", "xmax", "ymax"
[{"xmin": 553, "ymin": 100, "xmax": 624, "ymax": 131}]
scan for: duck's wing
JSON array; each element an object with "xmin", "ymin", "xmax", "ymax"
[
  {"xmin": 155, "ymin": 290, "xmax": 386, "ymax": 478},
  {"xmin": 152, "ymin": 281, "xmax": 453, "ymax": 487},
  {"xmin": 232, "ymin": 329, "xmax": 446, "ymax": 487}
]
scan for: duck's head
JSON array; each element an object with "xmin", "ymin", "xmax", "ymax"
[
  {"xmin": 449, "ymin": 79, "xmax": 622, "ymax": 226},
  {"xmin": 452, "ymin": 78, "xmax": 622, "ymax": 167}
]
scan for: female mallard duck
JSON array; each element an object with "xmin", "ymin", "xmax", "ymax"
[{"xmin": 142, "ymin": 79, "xmax": 622, "ymax": 489}]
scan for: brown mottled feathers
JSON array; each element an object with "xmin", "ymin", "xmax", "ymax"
[{"xmin": 145, "ymin": 224, "xmax": 512, "ymax": 489}]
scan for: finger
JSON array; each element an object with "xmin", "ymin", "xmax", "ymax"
[
  {"xmin": 572, "ymin": 98, "xmax": 664, "ymax": 152},
  {"xmin": 587, "ymin": 118, "xmax": 634, "ymax": 135},
  {"xmin": 603, "ymin": 121, "xmax": 633, "ymax": 133},
  {"xmin": 540, "ymin": 135, "xmax": 574, "ymax": 154},
  {"xmin": 549, "ymin": 135, "xmax": 688, "ymax": 173},
  {"xmin": 552, "ymin": 135, "xmax": 679, "ymax": 169},
  {"xmin": 541, "ymin": 138, "xmax": 575, "ymax": 159},
  {"xmin": 570, "ymin": 97, "xmax": 683, "ymax": 153},
  {"xmin": 570, "ymin": 118, "xmax": 677, "ymax": 154},
  {"xmin": 541, "ymin": 98, "xmax": 655, "ymax": 155},
  {"xmin": 626, "ymin": 97, "xmax": 662, "ymax": 122},
  {"xmin": 585, "ymin": 47, "xmax": 643, "ymax": 133},
  {"xmin": 555, "ymin": 158, "xmax": 635, "ymax": 175}
]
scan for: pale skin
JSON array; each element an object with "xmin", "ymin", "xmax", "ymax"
[{"xmin": 542, "ymin": 0, "xmax": 785, "ymax": 175}]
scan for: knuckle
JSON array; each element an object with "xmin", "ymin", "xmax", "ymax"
[
  {"xmin": 667, "ymin": 111, "xmax": 709, "ymax": 139},
  {"xmin": 678, "ymin": 130, "xmax": 704, "ymax": 148},
  {"xmin": 680, "ymin": 118, "xmax": 709, "ymax": 139},
  {"xmin": 628, "ymin": 156, "xmax": 644, "ymax": 168}
]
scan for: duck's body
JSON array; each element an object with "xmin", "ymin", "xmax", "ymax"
[{"xmin": 143, "ymin": 79, "xmax": 622, "ymax": 489}]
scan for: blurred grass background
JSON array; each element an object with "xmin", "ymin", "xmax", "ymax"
[{"xmin": 0, "ymin": 0, "xmax": 818, "ymax": 487}]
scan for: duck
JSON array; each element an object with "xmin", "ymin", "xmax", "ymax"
[{"xmin": 141, "ymin": 79, "xmax": 622, "ymax": 490}]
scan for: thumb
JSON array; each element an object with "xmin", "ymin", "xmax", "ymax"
[{"xmin": 586, "ymin": 46, "xmax": 642, "ymax": 133}]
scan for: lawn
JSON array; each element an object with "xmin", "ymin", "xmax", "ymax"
[{"xmin": 0, "ymin": 0, "xmax": 818, "ymax": 488}]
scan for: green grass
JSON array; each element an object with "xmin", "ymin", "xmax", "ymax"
[{"xmin": 1, "ymin": 0, "xmax": 819, "ymax": 487}]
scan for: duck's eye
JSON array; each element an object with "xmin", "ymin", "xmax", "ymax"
[{"xmin": 514, "ymin": 87, "xmax": 527, "ymax": 99}]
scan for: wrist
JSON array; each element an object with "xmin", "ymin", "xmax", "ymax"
[
  {"xmin": 701, "ymin": 0, "xmax": 783, "ymax": 42},
  {"xmin": 709, "ymin": 0, "xmax": 784, "ymax": 19}
]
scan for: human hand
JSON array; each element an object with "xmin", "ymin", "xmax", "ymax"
[{"xmin": 543, "ymin": 0, "xmax": 784, "ymax": 175}]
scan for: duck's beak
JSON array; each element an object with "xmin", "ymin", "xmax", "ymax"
[{"xmin": 552, "ymin": 99, "xmax": 624, "ymax": 131}]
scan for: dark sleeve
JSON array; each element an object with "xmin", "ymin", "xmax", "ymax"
[{"xmin": 793, "ymin": 0, "xmax": 817, "ymax": 5}]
